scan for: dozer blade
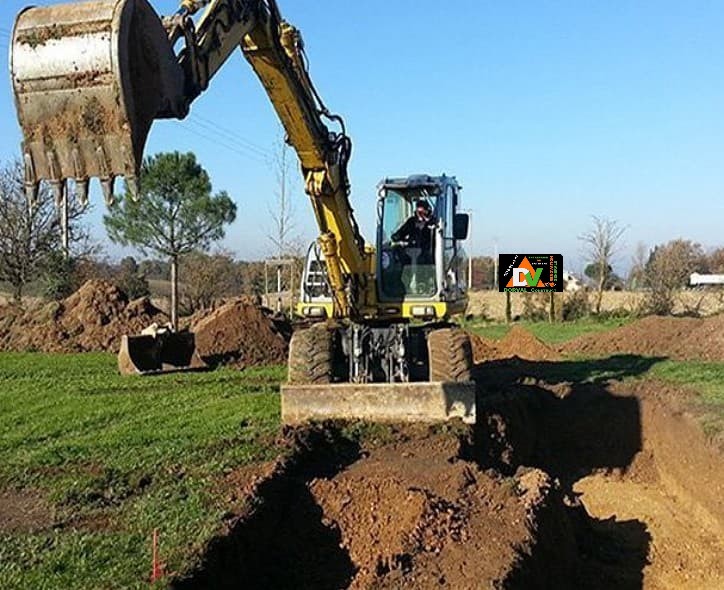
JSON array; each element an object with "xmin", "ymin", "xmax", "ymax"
[
  {"xmin": 10, "ymin": 0, "xmax": 185, "ymax": 203},
  {"xmin": 281, "ymin": 382, "xmax": 477, "ymax": 425},
  {"xmin": 118, "ymin": 332, "xmax": 208, "ymax": 376}
]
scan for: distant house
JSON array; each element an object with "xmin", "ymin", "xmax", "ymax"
[
  {"xmin": 563, "ymin": 271, "xmax": 583, "ymax": 292},
  {"xmin": 690, "ymin": 273, "xmax": 724, "ymax": 287}
]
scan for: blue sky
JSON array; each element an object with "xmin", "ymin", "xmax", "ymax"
[{"xmin": 1, "ymin": 0, "xmax": 722, "ymax": 274}]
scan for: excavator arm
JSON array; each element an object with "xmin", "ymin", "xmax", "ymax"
[{"xmin": 11, "ymin": 0, "xmax": 369, "ymax": 317}]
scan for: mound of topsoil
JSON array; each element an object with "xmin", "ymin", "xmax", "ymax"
[
  {"xmin": 0, "ymin": 280, "xmax": 165, "ymax": 353},
  {"xmin": 192, "ymin": 299, "xmax": 290, "ymax": 369},
  {"xmin": 469, "ymin": 325, "xmax": 561, "ymax": 363},
  {"xmin": 560, "ymin": 315, "xmax": 724, "ymax": 361},
  {"xmin": 177, "ymin": 429, "xmax": 576, "ymax": 590},
  {"xmin": 308, "ymin": 437, "xmax": 569, "ymax": 589}
]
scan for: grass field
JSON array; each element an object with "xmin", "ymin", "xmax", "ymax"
[
  {"xmin": 0, "ymin": 354, "xmax": 283, "ymax": 589},
  {"xmin": 648, "ymin": 361, "xmax": 724, "ymax": 440},
  {"xmin": 1, "ymin": 321, "xmax": 723, "ymax": 589},
  {"xmin": 463, "ymin": 317, "xmax": 633, "ymax": 343}
]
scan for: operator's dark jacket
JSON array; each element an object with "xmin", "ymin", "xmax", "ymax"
[{"xmin": 392, "ymin": 215, "xmax": 437, "ymax": 263}]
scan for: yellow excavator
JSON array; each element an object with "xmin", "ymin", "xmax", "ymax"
[{"xmin": 10, "ymin": 0, "xmax": 475, "ymax": 423}]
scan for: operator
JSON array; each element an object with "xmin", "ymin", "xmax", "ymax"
[{"xmin": 391, "ymin": 199, "xmax": 437, "ymax": 264}]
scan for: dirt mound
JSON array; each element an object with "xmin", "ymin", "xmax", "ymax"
[
  {"xmin": 561, "ymin": 314, "xmax": 724, "ymax": 361},
  {"xmin": 309, "ymin": 436, "xmax": 572, "ymax": 589},
  {"xmin": 0, "ymin": 279, "xmax": 165, "ymax": 353},
  {"xmin": 192, "ymin": 299, "xmax": 289, "ymax": 369},
  {"xmin": 174, "ymin": 426, "xmax": 578, "ymax": 590},
  {"xmin": 469, "ymin": 325, "xmax": 561, "ymax": 363}
]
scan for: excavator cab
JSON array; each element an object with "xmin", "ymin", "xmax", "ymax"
[
  {"xmin": 377, "ymin": 175, "xmax": 469, "ymax": 315},
  {"xmin": 298, "ymin": 175, "xmax": 470, "ymax": 322}
]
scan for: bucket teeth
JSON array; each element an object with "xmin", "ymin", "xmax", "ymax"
[
  {"xmin": 50, "ymin": 181, "xmax": 64, "ymax": 208},
  {"xmin": 126, "ymin": 176, "xmax": 141, "ymax": 202},
  {"xmin": 10, "ymin": 0, "xmax": 186, "ymax": 194},
  {"xmin": 101, "ymin": 177, "xmax": 116, "ymax": 206},
  {"xmin": 24, "ymin": 182, "xmax": 39, "ymax": 207},
  {"xmin": 76, "ymin": 179, "xmax": 90, "ymax": 207}
]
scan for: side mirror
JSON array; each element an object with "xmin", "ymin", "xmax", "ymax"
[{"xmin": 453, "ymin": 213, "xmax": 469, "ymax": 240}]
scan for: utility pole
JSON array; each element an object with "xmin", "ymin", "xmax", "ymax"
[
  {"xmin": 493, "ymin": 238, "xmax": 499, "ymax": 290},
  {"xmin": 464, "ymin": 209, "xmax": 473, "ymax": 290},
  {"xmin": 59, "ymin": 184, "xmax": 69, "ymax": 259}
]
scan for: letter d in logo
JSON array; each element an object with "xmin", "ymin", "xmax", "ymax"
[{"xmin": 513, "ymin": 268, "xmax": 530, "ymax": 287}]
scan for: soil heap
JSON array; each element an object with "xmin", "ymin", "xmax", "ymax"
[
  {"xmin": 0, "ymin": 280, "xmax": 165, "ymax": 353},
  {"xmin": 176, "ymin": 430, "xmax": 575, "ymax": 590},
  {"xmin": 191, "ymin": 299, "xmax": 289, "ymax": 369},
  {"xmin": 560, "ymin": 314, "xmax": 724, "ymax": 361},
  {"xmin": 469, "ymin": 325, "xmax": 561, "ymax": 363}
]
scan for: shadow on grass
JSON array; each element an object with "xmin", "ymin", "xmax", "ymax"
[{"xmin": 475, "ymin": 354, "xmax": 667, "ymax": 387}]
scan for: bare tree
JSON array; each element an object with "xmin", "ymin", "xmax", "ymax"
[
  {"xmin": 0, "ymin": 160, "xmax": 89, "ymax": 302},
  {"xmin": 627, "ymin": 241, "xmax": 649, "ymax": 290},
  {"xmin": 578, "ymin": 216, "xmax": 626, "ymax": 314},
  {"xmin": 267, "ymin": 136, "xmax": 299, "ymax": 259},
  {"xmin": 644, "ymin": 239, "xmax": 708, "ymax": 315},
  {"xmin": 180, "ymin": 250, "xmax": 242, "ymax": 312},
  {"xmin": 267, "ymin": 136, "xmax": 304, "ymax": 309},
  {"xmin": 708, "ymin": 247, "xmax": 724, "ymax": 274}
]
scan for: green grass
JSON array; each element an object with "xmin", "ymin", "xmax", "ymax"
[
  {"xmin": 648, "ymin": 360, "xmax": 724, "ymax": 438},
  {"xmin": 0, "ymin": 353, "xmax": 284, "ymax": 590},
  {"xmin": 463, "ymin": 317, "xmax": 633, "ymax": 344},
  {"xmin": 2, "ymin": 325, "xmax": 723, "ymax": 589}
]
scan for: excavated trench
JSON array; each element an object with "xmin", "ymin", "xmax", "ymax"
[{"xmin": 173, "ymin": 356, "xmax": 724, "ymax": 590}]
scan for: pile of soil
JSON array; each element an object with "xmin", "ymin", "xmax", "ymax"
[
  {"xmin": 308, "ymin": 436, "xmax": 571, "ymax": 589},
  {"xmin": 560, "ymin": 314, "xmax": 724, "ymax": 361},
  {"xmin": 176, "ymin": 428, "xmax": 575, "ymax": 590},
  {"xmin": 469, "ymin": 325, "xmax": 561, "ymax": 363},
  {"xmin": 0, "ymin": 280, "xmax": 165, "ymax": 353},
  {"xmin": 192, "ymin": 299, "xmax": 290, "ymax": 369},
  {"xmin": 0, "ymin": 285, "xmax": 291, "ymax": 368}
]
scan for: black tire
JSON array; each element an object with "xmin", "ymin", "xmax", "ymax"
[
  {"xmin": 427, "ymin": 327, "xmax": 473, "ymax": 382},
  {"xmin": 288, "ymin": 323, "xmax": 336, "ymax": 384}
]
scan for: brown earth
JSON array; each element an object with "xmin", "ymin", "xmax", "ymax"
[
  {"xmin": 0, "ymin": 282, "xmax": 290, "ymax": 368},
  {"xmin": 0, "ymin": 490, "xmax": 53, "ymax": 534},
  {"xmin": 471, "ymin": 355, "xmax": 724, "ymax": 589},
  {"xmin": 172, "ymin": 324, "xmax": 724, "ymax": 589},
  {"xmin": 191, "ymin": 300, "xmax": 290, "ymax": 369},
  {"xmin": 469, "ymin": 324, "xmax": 561, "ymax": 363},
  {"xmin": 0, "ymin": 280, "xmax": 165, "ymax": 353},
  {"xmin": 173, "ymin": 426, "xmax": 576, "ymax": 590},
  {"xmin": 560, "ymin": 314, "xmax": 724, "ymax": 361}
]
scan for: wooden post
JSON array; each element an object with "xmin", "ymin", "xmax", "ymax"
[
  {"xmin": 170, "ymin": 255, "xmax": 178, "ymax": 330},
  {"xmin": 549, "ymin": 291, "xmax": 555, "ymax": 323},
  {"xmin": 505, "ymin": 291, "xmax": 512, "ymax": 324}
]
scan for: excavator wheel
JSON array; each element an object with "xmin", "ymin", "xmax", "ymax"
[
  {"xmin": 427, "ymin": 327, "xmax": 473, "ymax": 382},
  {"xmin": 288, "ymin": 323, "xmax": 340, "ymax": 385}
]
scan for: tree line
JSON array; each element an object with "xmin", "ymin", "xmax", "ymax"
[{"xmin": 0, "ymin": 149, "xmax": 302, "ymax": 326}]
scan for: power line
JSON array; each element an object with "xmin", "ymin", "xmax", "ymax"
[
  {"xmin": 185, "ymin": 119, "xmax": 269, "ymax": 164},
  {"xmin": 178, "ymin": 123, "xmax": 268, "ymax": 165},
  {"xmin": 188, "ymin": 115, "xmax": 272, "ymax": 160},
  {"xmin": 192, "ymin": 111, "xmax": 271, "ymax": 155}
]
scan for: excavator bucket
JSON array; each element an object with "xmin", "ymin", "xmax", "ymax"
[
  {"xmin": 118, "ymin": 332, "xmax": 207, "ymax": 376},
  {"xmin": 10, "ymin": 0, "xmax": 185, "ymax": 203}
]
